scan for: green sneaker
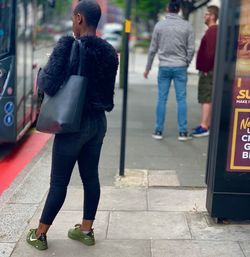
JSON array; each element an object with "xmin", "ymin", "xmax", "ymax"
[
  {"xmin": 68, "ymin": 224, "xmax": 95, "ymax": 246},
  {"xmin": 26, "ymin": 229, "xmax": 48, "ymax": 251}
]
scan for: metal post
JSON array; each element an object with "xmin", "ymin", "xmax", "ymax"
[{"xmin": 119, "ymin": 0, "xmax": 132, "ymax": 176}]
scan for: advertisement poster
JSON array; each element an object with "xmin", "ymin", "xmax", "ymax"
[{"xmin": 227, "ymin": 0, "xmax": 250, "ymax": 171}]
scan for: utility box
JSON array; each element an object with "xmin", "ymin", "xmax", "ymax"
[{"xmin": 206, "ymin": 0, "xmax": 250, "ymax": 220}]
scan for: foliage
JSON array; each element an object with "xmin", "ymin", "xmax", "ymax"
[
  {"xmin": 37, "ymin": 0, "xmax": 72, "ymax": 16},
  {"xmin": 111, "ymin": 0, "xmax": 169, "ymax": 22},
  {"xmin": 54, "ymin": 0, "xmax": 72, "ymax": 16},
  {"xmin": 136, "ymin": 0, "xmax": 169, "ymax": 22},
  {"xmin": 134, "ymin": 39, "xmax": 150, "ymax": 48}
]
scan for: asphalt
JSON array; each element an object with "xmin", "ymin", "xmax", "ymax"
[{"xmin": 1, "ymin": 53, "xmax": 250, "ymax": 257}]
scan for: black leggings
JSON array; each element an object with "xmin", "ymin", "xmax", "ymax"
[{"xmin": 40, "ymin": 112, "xmax": 106, "ymax": 225}]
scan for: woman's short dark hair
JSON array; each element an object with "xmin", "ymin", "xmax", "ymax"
[
  {"xmin": 168, "ymin": 0, "xmax": 181, "ymax": 13},
  {"xmin": 74, "ymin": 0, "xmax": 101, "ymax": 28}
]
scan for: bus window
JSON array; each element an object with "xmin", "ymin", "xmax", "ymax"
[
  {"xmin": 0, "ymin": 1, "xmax": 11, "ymax": 55},
  {"xmin": 25, "ymin": 1, "xmax": 34, "ymax": 124},
  {"xmin": 16, "ymin": 1, "xmax": 25, "ymax": 131},
  {"xmin": 0, "ymin": 0, "xmax": 73, "ymax": 143}
]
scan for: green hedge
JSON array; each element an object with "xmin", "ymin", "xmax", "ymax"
[{"xmin": 134, "ymin": 39, "xmax": 150, "ymax": 49}]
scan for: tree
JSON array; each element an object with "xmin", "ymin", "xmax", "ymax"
[
  {"xmin": 111, "ymin": 0, "xmax": 169, "ymax": 32},
  {"xmin": 36, "ymin": 0, "xmax": 72, "ymax": 24},
  {"xmin": 135, "ymin": 0, "xmax": 169, "ymax": 24},
  {"xmin": 111, "ymin": 0, "xmax": 211, "ymax": 30}
]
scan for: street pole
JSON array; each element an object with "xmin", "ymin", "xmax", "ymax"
[{"xmin": 119, "ymin": 0, "xmax": 132, "ymax": 177}]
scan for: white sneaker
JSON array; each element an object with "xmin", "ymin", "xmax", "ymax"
[
  {"xmin": 178, "ymin": 132, "xmax": 192, "ymax": 141},
  {"xmin": 152, "ymin": 131, "xmax": 163, "ymax": 140}
]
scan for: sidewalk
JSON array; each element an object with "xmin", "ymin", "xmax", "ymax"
[
  {"xmin": 1, "ymin": 52, "xmax": 250, "ymax": 257},
  {"xmin": 2, "ymin": 172, "xmax": 250, "ymax": 257},
  {"xmin": 98, "ymin": 52, "xmax": 207, "ymax": 188}
]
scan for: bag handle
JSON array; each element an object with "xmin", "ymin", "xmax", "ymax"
[
  {"xmin": 77, "ymin": 39, "xmax": 86, "ymax": 76},
  {"xmin": 68, "ymin": 39, "xmax": 86, "ymax": 76},
  {"xmin": 69, "ymin": 40, "xmax": 78, "ymax": 66}
]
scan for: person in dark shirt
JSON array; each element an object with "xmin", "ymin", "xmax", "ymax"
[
  {"xmin": 192, "ymin": 5, "xmax": 219, "ymax": 137},
  {"xmin": 26, "ymin": 0, "xmax": 118, "ymax": 251}
]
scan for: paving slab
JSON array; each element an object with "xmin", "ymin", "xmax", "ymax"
[
  {"xmin": 0, "ymin": 145, "xmax": 51, "ymax": 208},
  {"xmin": 108, "ymin": 211, "xmax": 191, "ymax": 240},
  {"xmin": 125, "ymin": 155, "xmax": 178, "ymax": 171},
  {"xmin": 187, "ymin": 213, "xmax": 250, "ymax": 241},
  {"xmin": 177, "ymin": 169, "xmax": 207, "ymax": 187},
  {"xmin": 8, "ymin": 163, "xmax": 50, "ymax": 204},
  {"xmin": 148, "ymin": 170, "xmax": 180, "ymax": 187},
  {"xmin": 63, "ymin": 167, "xmax": 119, "ymax": 188},
  {"xmin": 0, "ymin": 243, "xmax": 15, "ymax": 257},
  {"xmin": 239, "ymin": 241, "xmax": 250, "ymax": 257},
  {"xmin": 126, "ymin": 155, "xmax": 204, "ymax": 171},
  {"xmin": 125, "ymin": 138, "xmax": 178, "ymax": 158},
  {"xmin": 98, "ymin": 187, "xmax": 147, "ymax": 211},
  {"xmin": 99, "ymin": 168, "xmax": 120, "ymax": 186},
  {"xmin": 152, "ymin": 240, "xmax": 244, "ymax": 257},
  {"xmin": 98, "ymin": 154, "xmax": 120, "ymax": 169},
  {"xmin": 0, "ymin": 204, "xmax": 38, "ymax": 242},
  {"xmin": 148, "ymin": 188, "xmax": 206, "ymax": 212},
  {"xmin": 12, "ymin": 239, "xmax": 151, "ymax": 257},
  {"xmin": 114, "ymin": 169, "xmax": 148, "ymax": 187},
  {"xmin": 61, "ymin": 187, "xmax": 147, "ymax": 211}
]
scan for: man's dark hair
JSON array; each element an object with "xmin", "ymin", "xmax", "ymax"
[
  {"xmin": 168, "ymin": 0, "xmax": 181, "ymax": 13},
  {"xmin": 207, "ymin": 5, "xmax": 219, "ymax": 22},
  {"xmin": 74, "ymin": 0, "xmax": 101, "ymax": 28}
]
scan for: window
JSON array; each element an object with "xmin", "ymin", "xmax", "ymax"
[{"xmin": 0, "ymin": 1, "xmax": 11, "ymax": 55}]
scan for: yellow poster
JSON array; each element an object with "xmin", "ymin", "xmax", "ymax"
[
  {"xmin": 236, "ymin": 0, "xmax": 250, "ymax": 76},
  {"xmin": 227, "ymin": 0, "xmax": 250, "ymax": 171}
]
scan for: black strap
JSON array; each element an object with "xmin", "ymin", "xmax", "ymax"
[
  {"xmin": 69, "ymin": 40, "xmax": 78, "ymax": 67},
  {"xmin": 77, "ymin": 39, "xmax": 85, "ymax": 76},
  {"xmin": 68, "ymin": 40, "xmax": 86, "ymax": 76}
]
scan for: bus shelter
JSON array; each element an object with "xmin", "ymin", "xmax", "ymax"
[{"xmin": 206, "ymin": 0, "xmax": 250, "ymax": 220}]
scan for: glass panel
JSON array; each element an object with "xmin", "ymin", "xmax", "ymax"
[
  {"xmin": 0, "ymin": 1, "xmax": 11, "ymax": 55},
  {"xmin": 235, "ymin": 1, "xmax": 250, "ymax": 77},
  {"xmin": 16, "ymin": 0, "xmax": 25, "ymax": 131},
  {"xmin": 25, "ymin": 1, "xmax": 34, "ymax": 123},
  {"xmin": 227, "ymin": 0, "xmax": 250, "ymax": 172}
]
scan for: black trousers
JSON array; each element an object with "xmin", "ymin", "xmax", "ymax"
[{"xmin": 40, "ymin": 111, "xmax": 107, "ymax": 225}]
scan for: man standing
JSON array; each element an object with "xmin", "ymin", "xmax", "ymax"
[
  {"xmin": 144, "ymin": 0, "xmax": 195, "ymax": 141},
  {"xmin": 192, "ymin": 5, "xmax": 219, "ymax": 137}
]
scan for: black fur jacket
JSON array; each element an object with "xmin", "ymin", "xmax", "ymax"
[{"xmin": 38, "ymin": 35, "xmax": 119, "ymax": 112}]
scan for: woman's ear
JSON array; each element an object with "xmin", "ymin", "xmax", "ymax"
[{"xmin": 77, "ymin": 13, "xmax": 83, "ymax": 25}]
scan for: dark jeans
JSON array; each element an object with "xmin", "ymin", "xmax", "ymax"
[{"xmin": 40, "ymin": 111, "xmax": 107, "ymax": 225}]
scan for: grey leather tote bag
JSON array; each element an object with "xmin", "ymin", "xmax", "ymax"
[{"xmin": 36, "ymin": 40, "xmax": 87, "ymax": 134}]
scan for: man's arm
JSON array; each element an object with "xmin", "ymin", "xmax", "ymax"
[
  {"xmin": 144, "ymin": 25, "xmax": 159, "ymax": 78},
  {"xmin": 186, "ymin": 24, "xmax": 195, "ymax": 65},
  {"xmin": 204, "ymin": 27, "xmax": 217, "ymax": 68}
]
